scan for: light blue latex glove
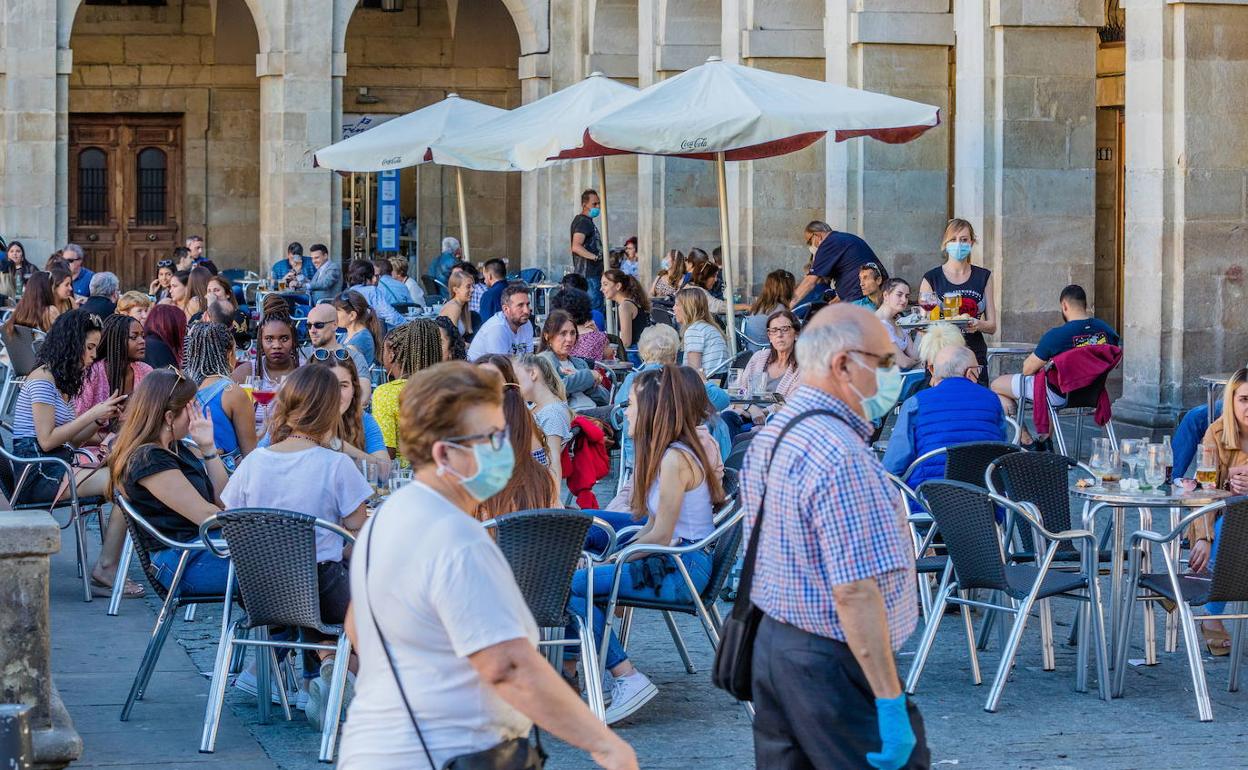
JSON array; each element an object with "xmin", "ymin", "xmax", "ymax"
[{"xmin": 866, "ymin": 694, "xmax": 916, "ymax": 770}]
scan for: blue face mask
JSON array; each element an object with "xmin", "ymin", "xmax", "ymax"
[
  {"xmin": 588, "ymin": 207, "xmax": 601, "ymax": 219},
  {"xmin": 440, "ymin": 435, "xmax": 515, "ymax": 502},
  {"xmin": 849, "ymin": 358, "xmax": 904, "ymax": 422},
  {"xmin": 945, "ymin": 242, "xmax": 972, "ymax": 262}
]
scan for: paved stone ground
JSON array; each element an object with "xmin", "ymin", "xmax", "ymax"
[{"xmin": 50, "ymin": 417, "xmax": 1243, "ymax": 769}]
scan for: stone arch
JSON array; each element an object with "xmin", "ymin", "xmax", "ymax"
[
  {"xmin": 334, "ymin": 0, "xmax": 543, "ymax": 54},
  {"xmin": 58, "ymin": 0, "xmax": 274, "ymax": 53}
]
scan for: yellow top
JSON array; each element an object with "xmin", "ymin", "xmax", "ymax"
[{"xmin": 371, "ymin": 378, "xmax": 407, "ymax": 460}]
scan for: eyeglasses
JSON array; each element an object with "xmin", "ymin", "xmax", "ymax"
[
  {"xmin": 312, "ymin": 347, "xmax": 350, "ymax": 361},
  {"xmin": 66, "ymin": 256, "xmax": 83, "ymax": 263},
  {"xmin": 767, "ymin": 325, "xmax": 795, "ymax": 336},
  {"xmin": 444, "ymin": 427, "xmax": 509, "ymax": 452},
  {"xmin": 308, "ymin": 321, "xmax": 335, "ymax": 331},
  {"xmin": 850, "ymin": 350, "xmax": 896, "ymax": 369}
]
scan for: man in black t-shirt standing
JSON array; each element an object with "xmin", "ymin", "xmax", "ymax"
[
  {"xmin": 792, "ymin": 220, "xmax": 884, "ymax": 310},
  {"xmin": 570, "ymin": 188, "xmax": 604, "ymax": 311}
]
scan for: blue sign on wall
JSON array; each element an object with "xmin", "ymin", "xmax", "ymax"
[{"xmin": 377, "ymin": 170, "xmax": 400, "ymax": 252}]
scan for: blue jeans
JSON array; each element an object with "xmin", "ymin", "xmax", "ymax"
[
  {"xmin": 584, "ymin": 509, "xmax": 642, "ymax": 554},
  {"xmin": 586, "ymin": 276, "xmax": 604, "ymax": 312},
  {"xmin": 151, "ymin": 548, "xmax": 230, "ymax": 597},
  {"xmin": 1173, "ymin": 403, "xmax": 1219, "ymax": 481},
  {"xmin": 1207, "ymin": 516, "xmax": 1227, "ymax": 615},
  {"xmin": 566, "ymin": 549, "xmax": 711, "ymax": 670}
]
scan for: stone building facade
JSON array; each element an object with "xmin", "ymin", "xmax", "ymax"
[{"xmin": 0, "ymin": 0, "xmax": 1245, "ymax": 424}]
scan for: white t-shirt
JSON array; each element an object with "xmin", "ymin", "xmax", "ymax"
[
  {"xmin": 683, "ymin": 321, "xmax": 730, "ymax": 375},
  {"xmin": 467, "ymin": 313, "xmax": 535, "ymax": 361},
  {"xmin": 338, "ymin": 482, "xmax": 540, "ymax": 770},
  {"xmin": 220, "ymin": 446, "xmax": 372, "ymax": 564}
]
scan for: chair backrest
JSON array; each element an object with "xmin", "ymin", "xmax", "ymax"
[
  {"xmin": 210, "ymin": 508, "xmax": 347, "ymax": 630},
  {"xmin": 725, "ymin": 444, "xmax": 749, "ymax": 472},
  {"xmin": 701, "ymin": 515, "xmax": 744, "ymax": 603},
  {"xmin": 0, "ymin": 442, "xmax": 21, "ymax": 502},
  {"xmin": 650, "ymin": 306, "xmax": 677, "ymax": 328},
  {"xmin": 1209, "ymin": 498, "xmax": 1248, "ymax": 604},
  {"xmin": 421, "ymin": 275, "xmax": 445, "ymax": 299},
  {"xmin": 917, "ymin": 480, "xmax": 1009, "ymax": 592},
  {"xmin": 944, "ymin": 441, "xmax": 1022, "ymax": 489},
  {"xmin": 991, "ymin": 452, "xmax": 1079, "ymax": 536},
  {"xmin": 728, "ymin": 350, "xmax": 754, "ymax": 370},
  {"xmin": 490, "ymin": 509, "xmax": 593, "ymax": 627},
  {"xmin": 114, "ymin": 494, "xmax": 177, "ymax": 602},
  {"xmin": 518, "ymin": 268, "xmax": 545, "ymax": 285}
]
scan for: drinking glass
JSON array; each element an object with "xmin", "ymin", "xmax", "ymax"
[
  {"xmin": 942, "ymin": 294, "xmax": 960, "ymax": 320},
  {"xmin": 1196, "ymin": 444, "xmax": 1218, "ymax": 490},
  {"xmin": 728, "ymin": 368, "xmax": 744, "ymax": 393},
  {"xmin": 359, "ymin": 458, "xmax": 380, "ymax": 495},
  {"xmin": 1143, "ymin": 444, "xmax": 1167, "ymax": 490},
  {"xmin": 919, "ymin": 291, "xmax": 939, "ymax": 320},
  {"xmin": 388, "ymin": 467, "xmax": 413, "ymax": 495},
  {"xmin": 1091, "ymin": 438, "xmax": 1120, "ymax": 486},
  {"xmin": 750, "ymin": 369, "xmax": 769, "ymax": 398},
  {"xmin": 1088, "ymin": 443, "xmax": 1111, "ymax": 490},
  {"xmin": 1119, "ymin": 438, "xmax": 1144, "ymax": 483}
]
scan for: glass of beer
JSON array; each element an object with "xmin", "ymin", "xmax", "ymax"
[
  {"xmin": 1196, "ymin": 444, "xmax": 1218, "ymax": 490},
  {"xmin": 942, "ymin": 294, "xmax": 961, "ymax": 320}
]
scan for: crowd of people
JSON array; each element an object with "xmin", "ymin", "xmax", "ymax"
[{"xmin": 6, "ymin": 195, "xmax": 1209, "ymax": 770}]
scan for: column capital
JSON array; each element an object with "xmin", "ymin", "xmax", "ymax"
[
  {"xmin": 742, "ymin": 29, "xmax": 824, "ymax": 58},
  {"xmin": 991, "ymin": 0, "xmax": 1106, "ymax": 28},
  {"xmin": 851, "ymin": 11, "xmax": 954, "ymax": 47},
  {"xmin": 519, "ymin": 52, "xmax": 551, "ymax": 80},
  {"xmin": 255, "ymin": 52, "xmax": 285, "ymax": 78}
]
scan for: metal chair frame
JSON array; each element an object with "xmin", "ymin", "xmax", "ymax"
[
  {"xmin": 197, "ymin": 510, "xmax": 356, "ymax": 762},
  {"xmin": 1019, "ymin": 366, "xmax": 1119, "ymax": 460},
  {"xmin": 1111, "ymin": 499, "xmax": 1248, "ymax": 721},
  {"xmin": 114, "ymin": 494, "xmax": 233, "ymax": 722},
  {"xmin": 905, "ymin": 481, "xmax": 1111, "ymax": 712}
]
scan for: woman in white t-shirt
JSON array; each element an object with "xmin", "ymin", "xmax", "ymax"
[
  {"xmin": 518, "ymin": 353, "xmax": 574, "ymax": 490},
  {"xmin": 674, "ymin": 287, "xmax": 729, "ymax": 376},
  {"xmin": 221, "ymin": 365, "xmax": 373, "ymax": 731},
  {"xmin": 339, "ymin": 362, "xmax": 636, "ymax": 770}
]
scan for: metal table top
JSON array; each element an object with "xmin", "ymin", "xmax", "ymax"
[
  {"xmin": 1200, "ymin": 372, "xmax": 1234, "ymax": 387},
  {"xmin": 988, "ymin": 343, "xmax": 1036, "ymax": 356},
  {"xmin": 1070, "ymin": 483, "xmax": 1230, "ymax": 507}
]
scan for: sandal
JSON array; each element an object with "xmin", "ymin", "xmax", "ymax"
[
  {"xmin": 90, "ymin": 576, "xmax": 145, "ymax": 599},
  {"xmin": 1203, "ymin": 626, "xmax": 1232, "ymax": 657}
]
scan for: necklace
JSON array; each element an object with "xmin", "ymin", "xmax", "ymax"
[{"xmin": 287, "ymin": 432, "xmax": 323, "ymax": 446}]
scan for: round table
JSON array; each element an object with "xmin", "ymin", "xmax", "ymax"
[
  {"xmin": 1200, "ymin": 372, "xmax": 1233, "ymax": 417},
  {"xmin": 987, "ymin": 342, "xmax": 1036, "ymax": 377},
  {"xmin": 1072, "ymin": 483, "xmax": 1231, "ymax": 670}
]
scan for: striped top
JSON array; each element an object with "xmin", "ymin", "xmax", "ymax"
[{"xmin": 14, "ymin": 379, "xmax": 78, "ymax": 440}]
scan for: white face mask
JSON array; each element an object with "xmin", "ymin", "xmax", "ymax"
[{"xmin": 808, "ymin": 245, "xmax": 817, "ymax": 257}]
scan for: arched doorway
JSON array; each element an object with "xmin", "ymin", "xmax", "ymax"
[
  {"xmin": 67, "ymin": 0, "xmax": 262, "ymax": 288},
  {"xmin": 340, "ymin": 0, "xmax": 522, "ymax": 272}
]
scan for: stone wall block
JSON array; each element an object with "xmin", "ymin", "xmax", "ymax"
[
  {"xmin": 1000, "ymin": 27, "xmax": 1094, "ymax": 78},
  {"xmin": 1183, "ymin": 169, "xmax": 1247, "ymax": 222},
  {"xmin": 71, "ymin": 36, "xmax": 124, "ymax": 65},
  {"xmin": 123, "ymin": 35, "xmax": 194, "ymax": 66}
]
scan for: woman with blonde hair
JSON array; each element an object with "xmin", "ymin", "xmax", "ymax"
[
  {"xmin": 919, "ymin": 217, "xmax": 997, "ymax": 372},
  {"xmin": 674, "ymin": 287, "xmax": 728, "ymax": 377},
  {"xmin": 117, "ymin": 291, "xmax": 153, "ymax": 326},
  {"xmin": 439, "ymin": 268, "xmax": 475, "ymax": 337},
  {"xmin": 475, "ymin": 354, "xmax": 558, "ymax": 520},
  {"xmin": 650, "ymin": 249, "xmax": 685, "ymax": 299},
  {"xmin": 518, "ymin": 352, "xmax": 573, "ymax": 490}
]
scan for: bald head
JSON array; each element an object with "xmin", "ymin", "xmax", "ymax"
[
  {"xmin": 932, "ymin": 345, "xmax": 978, "ymax": 384},
  {"xmin": 308, "ymin": 302, "xmax": 339, "ymax": 347}
]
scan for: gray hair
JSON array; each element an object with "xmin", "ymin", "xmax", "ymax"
[
  {"xmin": 637, "ymin": 324, "xmax": 680, "ymax": 364},
  {"xmin": 89, "ymin": 271, "xmax": 119, "ymax": 297},
  {"xmin": 63, "ymin": 243, "xmax": 84, "ymax": 259},
  {"xmin": 917, "ymin": 322, "xmax": 965, "ymax": 366},
  {"xmin": 441, "ymin": 236, "xmax": 460, "ymax": 253},
  {"xmin": 932, "ymin": 345, "xmax": 978, "ymax": 382},
  {"xmin": 795, "ymin": 316, "xmax": 866, "ymax": 373}
]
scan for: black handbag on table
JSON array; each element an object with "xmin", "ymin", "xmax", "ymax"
[
  {"xmin": 713, "ymin": 409, "xmax": 847, "ymax": 701},
  {"xmin": 362, "ymin": 505, "xmax": 546, "ymax": 770}
]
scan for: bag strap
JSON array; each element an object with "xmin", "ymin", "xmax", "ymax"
[
  {"xmin": 732, "ymin": 408, "xmax": 853, "ymax": 618},
  {"xmin": 361, "ymin": 506, "xmax": 438, "ymax": 769}
]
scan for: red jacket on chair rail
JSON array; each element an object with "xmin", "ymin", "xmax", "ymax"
[
  {"xmin": 561, "ymin": 415, "xmax": 610, "ymax": 509},
  {"xmin": 1032, "ymin": 344, "xmax": 1122, "ymax": 436}
]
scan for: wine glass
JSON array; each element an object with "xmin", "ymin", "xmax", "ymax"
[
  {"xmin": 1088, "ymin": 442, "xmax": 1111, "ymax": 490},
  {"xmin": 918, "ymin": 291, "xmax": 938, "ymax": 320},
  {"xmin": 1119, "ymin": 439, "xmax": 1144, "ymax": 485},
  {"xmin": 1143, "ymin": 444, "xmax": 1167, "ymax": 490}
]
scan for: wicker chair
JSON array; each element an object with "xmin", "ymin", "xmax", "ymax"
[
  {"xmin": 197, "ymin": 509, "xmax": 355, "ymax": 762},
  {"xmin": 1112, "ymin": 497, "xmax": 1248, "ymax": 721},
  {"xmin": 988, "ymin": 452, "xmax": 1111, "ymax": 565},
  {"xmin": 484, "ymin": 509, "xmax": 605, "ymax": 719},
  {"xmin": 905, "ymin": 480, "xmax": 1110, "ymax": 712},
  {"xmin": 0, "ymin": 439, "xmax": 106, "ymax": 602},
  {"xmin": 115, "ymin": 494, "xmax": 233, "ymax": 721}
]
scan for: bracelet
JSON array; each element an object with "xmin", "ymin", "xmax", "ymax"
[{"xmin": 200, "ymin": 452, "xmax": 219, "ymax": 461}]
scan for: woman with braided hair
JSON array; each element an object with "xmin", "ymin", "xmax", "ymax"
[
  {"xmin": 231, "ymin": 294, "xmax": 302, "ymax": 435},
  {"xmin": 187, "ymin": 322, "xmax": 257, "ymax": 470},
  {"xmin": 373, "ymin": 318, "xmax": 443, "ymax": 461},
  {"xmin": 75, "ymin": 314, "xmax": 152, "ymax": 421}
]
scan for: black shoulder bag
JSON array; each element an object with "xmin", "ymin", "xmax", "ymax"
[
  {"xmin": 712, "ymin": 409, "xmax": 847, "ymax": 701},
  {"xmin": 362, "ymin": 506, "xmax": 546, "ymax": 770}
]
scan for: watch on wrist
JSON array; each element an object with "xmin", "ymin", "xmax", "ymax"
[{"xmin": 329, "ymin": 437, "xmax": 343, "ymax": 452}]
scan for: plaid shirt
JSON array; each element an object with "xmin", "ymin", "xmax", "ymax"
[{"xmin": 741, "ymin": 385, "xmax": 918, "ymax": 650}]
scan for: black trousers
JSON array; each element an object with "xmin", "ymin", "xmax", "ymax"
[{"xmin": 751, "ymin": 615, "xmax": 930, "ymax": 770}]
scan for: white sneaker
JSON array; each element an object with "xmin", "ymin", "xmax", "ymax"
[
  {"xmin": 582, "ymin": 670, "xmax": 614, "ymax": 707},
  {"xmin": 232, "ymin": 667, "xmax": 290, "ymax": 706},
  {"xmin": 603, "ymin": 672, "xmax": 658, "ymax": 725}
]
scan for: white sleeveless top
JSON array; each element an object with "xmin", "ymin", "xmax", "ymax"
[{"xmin": 644, "ymin": 442, "xmax": 715, "ymax": 544}]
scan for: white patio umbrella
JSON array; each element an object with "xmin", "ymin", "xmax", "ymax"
[
  {"xmin": 314, "ymin": 94, "xmax": 507, "ymax": 262},
  {"xmin": 586, "ymin": 56, "xmax": 941, "ymax": 357},
  {"xmin": 431, "ymin": 73, "xmax": 639, "ymax": 332}
]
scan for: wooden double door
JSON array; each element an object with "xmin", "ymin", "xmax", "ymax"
[{"xmin": 69, "ymin": 115, "xmax": 182, "ymax": 292}]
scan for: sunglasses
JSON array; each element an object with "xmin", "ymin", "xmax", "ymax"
[
  {"xmin": 312, "ymin": 347, "xmax": 350, "ymax": 361},
  {"xmin": 164, "ymin": 365, "xmax": 186, "ymax": 403},
  {"xmin": 157, "ymin": 259, "xmax": 174, "ymax": 269},
  {"xmin": 308, "ymin": 321, "xmax": 335, "ymax": 331}
]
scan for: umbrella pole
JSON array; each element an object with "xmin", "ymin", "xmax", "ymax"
[
  {"xmin": 715, "ymin": 151, "xmax": 738, "ymax": 359},
  {"xmin": 456, "ymin": 167, "xmax": 471, "ymax": 262},
  {"xmin": 597, "ymin": 155, "xmax": 615, "ymax": 336}
]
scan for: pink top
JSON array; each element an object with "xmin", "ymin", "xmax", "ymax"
[
  {"xmin": 75, "ymin": 360, "xmax": 153, "ymax": 415},
  {"xmin": 571, "ymin": 330, "xmax": 609, "ymax": 361},
  {"xmin": 739, "ymin": 348, "xmax": 800, "ymax": 398}
]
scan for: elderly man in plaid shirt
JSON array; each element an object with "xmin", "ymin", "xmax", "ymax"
[{"xmin": 741, "ymin": 303, "xmax": 928, "ymax": 770}]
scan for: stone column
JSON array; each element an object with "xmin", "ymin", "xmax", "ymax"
[
  {"xmin": 0, "ymin": 511, "xmax": 81, "ymax": 769},
  {"xmin": 0, "ymin": 0, "xmax": 62, "ymax": 260},
  {"xmin": 1116, "ymin": 0, "xmax": 1248, "ymax": 425},
  {"xmin": 956, "ymin": 0, "xmax": 1102, "ymax": 342},
  {"xmin": 256, "ymin": 7, "xmax": 336, "ymax": 272}
]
